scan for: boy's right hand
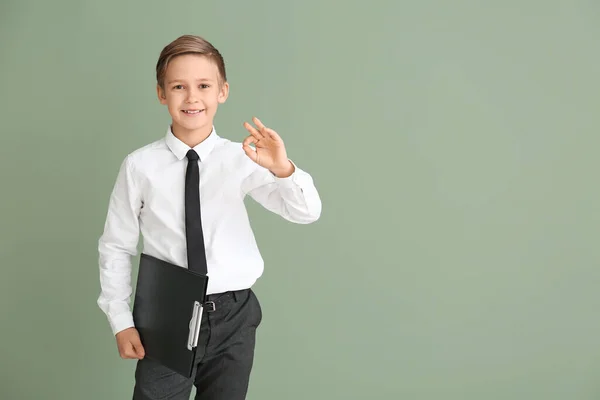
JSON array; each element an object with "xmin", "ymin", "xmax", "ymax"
[{"xmin": 115, "ymin": 327, "xmax": 145, "ymax": 359}]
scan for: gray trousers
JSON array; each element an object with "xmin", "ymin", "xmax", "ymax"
[{"xmin": 132, "ymin": 289, "xmax": 263, "ymax": 400}]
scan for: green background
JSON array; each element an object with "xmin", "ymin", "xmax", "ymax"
[{"xmin": 1, "ymin": 0, "xmax": 599, "ymax": 399}]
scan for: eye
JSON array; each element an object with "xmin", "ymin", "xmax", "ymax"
[
  {"xmin": 200, "ymin": 84, "xmax": 210, "ymax": 89},
  {"xmin": 173, "ymin": 85, "xmax": 184, "ymax": 90}
]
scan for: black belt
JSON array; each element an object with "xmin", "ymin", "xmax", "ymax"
[{"xmin": 203, "ymin": 289, "xmax": 249, "ymax": 312}]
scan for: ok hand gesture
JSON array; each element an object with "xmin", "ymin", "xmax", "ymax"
[{"xmin": 243, "ymin": 117, "xmax": 294, "ymax": 178}]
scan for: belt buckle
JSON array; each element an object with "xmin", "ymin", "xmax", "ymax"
[{"xmin": 204, "ymin": 301, "xmax": 216, "ymax": 312}]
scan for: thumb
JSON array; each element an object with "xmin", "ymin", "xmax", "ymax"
[
  {"xmin": 243, "ymin": 144, "xmax": 259, "ymax": 164},
  {"xmin": 131, "ymin": 335, "xmax": 145, "ymax": 359}
]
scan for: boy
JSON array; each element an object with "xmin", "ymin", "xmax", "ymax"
[{"xmin": 97, "ymin": 35, "xmax": 322, "ymax": 400}]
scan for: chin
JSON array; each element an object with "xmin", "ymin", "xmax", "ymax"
[{"xmin": 177, "ymin": 120, "xmax": 211, "ymax": 133}]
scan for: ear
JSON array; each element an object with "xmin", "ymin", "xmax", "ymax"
[
  {"xmin": 217, "ymin": 81, "xmax": 229, "ymax": 104},
  {"xmin": 156, "ymin": 84, "xmax": 167, "ymax": 105}
]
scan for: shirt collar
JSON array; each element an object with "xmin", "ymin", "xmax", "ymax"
[{"xmin": 165, "ymin": 125, "xmax": 219, "ymax": 161}]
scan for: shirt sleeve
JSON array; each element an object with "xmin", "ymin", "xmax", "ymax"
[
  {"xmin": 97, "ymin": 155, "xmax": 142, "ymax": 335},
  {"xmin": 241, "ymin": 159, "xmax": 322, "ymax": 224}
]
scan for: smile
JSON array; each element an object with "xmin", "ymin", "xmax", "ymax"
[{"xmin": 182, "ymin": 109, "xmax": 204, "ymax": 114}]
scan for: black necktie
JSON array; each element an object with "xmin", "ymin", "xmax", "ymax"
[{"xmin": 185, "ymin": 149, "xmax": 208, "ymax": 275}]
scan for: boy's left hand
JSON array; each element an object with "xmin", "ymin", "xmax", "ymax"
[{"xmin": 243, "ymin": 117, "xmax": 295, "ymax": 178}]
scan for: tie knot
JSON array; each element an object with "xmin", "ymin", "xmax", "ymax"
[{"xmin": 186, "ymin": 149, "xmax": 199, "ymax": 161}]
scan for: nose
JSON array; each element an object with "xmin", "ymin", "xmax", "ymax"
[{"xmin": 185, "ymin": 88, "xmax": 199, "ymax": 103}]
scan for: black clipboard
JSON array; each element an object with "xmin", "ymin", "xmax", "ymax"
[{"xmin": 132, "ymin": 253, "xmax": 209, "ymax": 377}]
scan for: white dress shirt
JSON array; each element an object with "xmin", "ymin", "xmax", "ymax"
[{"xmin": 97, "ymin": 126, "xmax": 322, "ymax": 335}]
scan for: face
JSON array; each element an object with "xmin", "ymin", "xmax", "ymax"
[{"xmin": 157, "ymin": 54, "xmax": 229, "ymax": 138}]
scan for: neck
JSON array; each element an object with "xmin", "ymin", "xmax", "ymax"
[{"xmin": 171, "ymin": 123, "xmax": 213, "ymax": 148}]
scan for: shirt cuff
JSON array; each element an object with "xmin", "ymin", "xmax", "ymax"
[
  {"xmin": 109, "ymin": 312, "xmax": 135, "ymax": 336},
  {"xmin": 273, "ymin": 160, "xmax": 303, "ymax": 188}
]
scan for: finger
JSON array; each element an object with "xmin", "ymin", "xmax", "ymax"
[
  {"xmin": 131, "ymin": 337, "xmax": 145, "ymax": 359},
  {"xmin": 122, "ymin": 348, "xmax": 141, "ymax": 359},
  {"xmin": 243, "ymin": 135, "xmax": 256, "ymax": 145},
  {"xmin": 242, "ymin": 143, "xmax": 259, "ymax": 164},
  {"xmin": 121, "ymin": 343, "xmax": 136, "ymax": 359},
  {"xmin": 252, "ymin": 117, "xmax": 268, "ymax": 134},
  {"xmin": 244, "ymin": 135, "xmax": 269, "ymax": 151},
  {"xmin": 243, "ymin": 121, "xmax": 263, "ymax": 140},
  {"xmin": 243, "ymin": 135, "xmax": 257, "ymax": 148},
  {"xmin": 242, "ymin": 136, "xmax": 257, "ymax": 152},
  {"xmin": 133, "ymin": 344, "xmax": 145, "ymax": 359},
  {"xmin": 264, "ymin": 127, "xmax": 282, "ymax": 141}
]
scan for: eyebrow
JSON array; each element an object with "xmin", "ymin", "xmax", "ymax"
[{"xmin": 167, "ymin": 78, "xmax": 214, "ymax": 84}]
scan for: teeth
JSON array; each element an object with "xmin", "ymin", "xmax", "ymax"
[{"xmin": 184, "ymin": 110, "xmax": 203, "ymax": 114}]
